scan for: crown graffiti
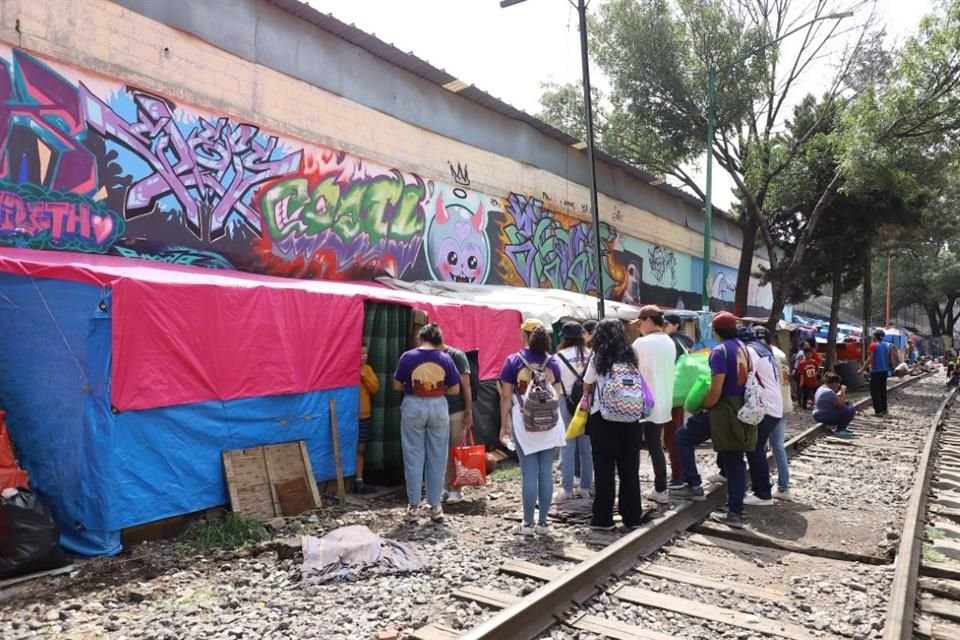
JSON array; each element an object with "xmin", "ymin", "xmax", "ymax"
[{"xmin": 448, "ymin": 162, "xmax": 470, "ymax": 186}]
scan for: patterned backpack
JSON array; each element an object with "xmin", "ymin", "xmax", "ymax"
[
  {"xmin": 599, "ymin": 362, "xmax": 653, "ymax": 422},
  {"xmin": 736, "ymin": 343, "xmax": 766, "ymax": 425},
  {"xmin": 516, "ymin": 354, "xmax": 560, "ymax": 432}
]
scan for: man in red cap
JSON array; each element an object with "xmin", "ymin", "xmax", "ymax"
[{"xmin": 670, "ymin": 311, "xmax": 754, "ymax": 528}]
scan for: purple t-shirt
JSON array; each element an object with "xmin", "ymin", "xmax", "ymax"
[
  {"xmin": 499, "ymin": 349, "xmax": 562, "ymax": 395},
  {"xmin": 394, "ymin": 348, "xmax": 461, "ymax": 397},
  {"xmin": 708, "ymin": 339, "xmax": 748, "ymax": 397}
]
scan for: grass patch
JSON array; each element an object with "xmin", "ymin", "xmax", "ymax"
[
  {"xmin": 923, "ymin": 544, "xmax": 946, "ymax": 563},
  {"xmin": 928, "ymin": 526, "xmax": 947, "ymax": 541},
  {"xmin": 177, "ymin": 511, "xmax": 266, "ymax": 554},
  {"xmin": 490, "ymin": 460, "xmax": 521, "ymax": 482}
]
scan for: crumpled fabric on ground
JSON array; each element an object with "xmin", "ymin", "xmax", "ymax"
[{"xmin": 301, "ymin": 524, "xmax": 427, "ymax": 585}]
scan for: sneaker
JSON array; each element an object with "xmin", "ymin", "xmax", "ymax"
[
  {"xmin": 573, "ymin": 487, "xmax": 590, "ymax": 498},
  {"xmin": 513, "ymin": 523, "xmax": 535, "ymax": 537},
  {"xmin": 404, "ymin": 505, "xmax": 419, "ymax": 523},
  {"xmin": 667, "ymin": 479, "xmax": 686, "ymax": 490},
  {"xmin": 710, "ymin": 510, "xmax": 745, "ymax": 529},
  {"xmin": 644, "ymin": 489, "xmax": 670, "ymax": 505},
  {"xmin": 354, "ymin": 482, "xmax": 376, "ymax": 495},
  {"xmin": 833, "ymin": 429, "xmax": 855, "ymax": 438},
  {"xmin": 773, "ymin": 487, "xmax": 791, "ymax": 500},
  {"xmin": 743, "ymin": 494, "xmax": 774, "ymax": 506},
  {"xmin": 670, "ymin": 484, "xmax": 706, "ymax": 501},
  {"xmin": 589, "ymin": 519, "xmax": 616, "ymax": 531},
  {"xmin": 444, "ymin": 490, "xmax": 464, "ymax": 504},
  {"xmin": 534, "ymin": 524, "xmax": 550, "ymax": 536},
  {"xmin": 555, "ymin": 489, "xmax": 575, "ymax": 502},
  {"xmin": 429, "ymin": 505, "xmax": 444, "ymax": 522},
  {"xmin": 706, "ymin": 473, "xmax": 726, "ymax": 484}
]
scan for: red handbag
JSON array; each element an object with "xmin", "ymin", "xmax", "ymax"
[{"xmin": 451, "ymin": 428, "xmax": 486, "ymax": 488}]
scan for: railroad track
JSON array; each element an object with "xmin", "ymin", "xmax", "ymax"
[{"xmin": 411, "ymin": 373, "xmax": 951, "ymax": 640}]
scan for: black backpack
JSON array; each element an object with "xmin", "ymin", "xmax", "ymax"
[{"xmin": 557, "ymin": 352, "xmax": 586, "ymax": 414}]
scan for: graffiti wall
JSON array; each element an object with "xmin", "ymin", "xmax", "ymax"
[{"xmin": 0, "ymin": 46, "xmax": 773, "ymax": 312}]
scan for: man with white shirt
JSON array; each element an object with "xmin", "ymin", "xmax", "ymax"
[
  {"xmin": 739, "ymin": 326, "xmax": 784, "ymax": 506},
  {"xmin": 631, "ymin": 305, "xmax": 677, "ymax": 505}
]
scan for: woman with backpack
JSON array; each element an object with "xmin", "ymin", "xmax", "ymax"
[
  {"xmin": 555, "ymin": 321, "xmax": 592, "ymax": 501},
  {"xmin": 499, "ymin": 318, "xmax": 565, "ymax": 537},
  {"xmin": 582, "ymin": 318, "xmax": 647, "ymax": 531}
]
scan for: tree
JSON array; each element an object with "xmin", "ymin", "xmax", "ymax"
[{"xmin": 536, "ymin": 81, "xmax": 605, "ymax": 141}]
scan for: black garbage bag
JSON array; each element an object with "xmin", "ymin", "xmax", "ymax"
[{"xmin": 0, "ymin": 488, "xmax": 68, "ymax": 580}]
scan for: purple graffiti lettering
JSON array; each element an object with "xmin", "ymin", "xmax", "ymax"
[
  {"xmin": 79, "ymin": 87, "xmax": 302, "ymax": 242},
  {"xmin": 0, "ymin": 188, "xmax": 118, "ymax": 248},
  {"xmin": 0, "ymin": 51, "xmax": 99, "ymax": 194}
]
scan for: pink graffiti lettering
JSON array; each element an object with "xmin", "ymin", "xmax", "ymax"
[{"xmin": 0, "ymin": 189, "xmax": 116, "ymax": 248}]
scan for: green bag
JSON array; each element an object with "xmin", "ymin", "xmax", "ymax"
[
  {"xmin": 684, "ymin": 375, "xmax": 711, "ymax": 413},
  {"xmin": 675, "ymin": 352, "xmax": 711, "ymax": 408},
  {"xmin": 709, "ymin": 396, "xmax": 758, "ymax": 452}
]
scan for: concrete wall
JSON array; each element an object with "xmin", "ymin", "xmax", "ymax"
[{"xmin": 0, "ymin": 0, "xmax": 773, "ymax": 311}]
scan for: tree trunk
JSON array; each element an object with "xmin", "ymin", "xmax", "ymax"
[
  {"xmin": 734, "ymin": 216, "xmax": 758, "ymax": 317},
  {"xmin": 862, "ymin": 251, "xmax": 872, "ymax": 368},
  {"xmin": 766, "ymin": 279, "xmax": 788, "ymax": 333},
  {"xmin": 825, "ymin": 258, "xmax": 843, "ymax": 371},
  {"xmin": 927, "ymin": 302, "xmax": 943, "ymax": 337}
]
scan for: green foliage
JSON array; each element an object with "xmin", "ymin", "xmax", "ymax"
[
  {"xmin": 923, "ymin": 544, "xmax": 947, "ymax": 563},
  {"xmin": 535, "ymin": 81, "xmax": 604, "ymax": 141},
  {"xmin": 178, "ymin": 511, "xmax": 267, "ymax": 554}
]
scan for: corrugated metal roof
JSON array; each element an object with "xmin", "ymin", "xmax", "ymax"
[{"xmin": 264, "ymin": 0, "xmax": 728, "ymax": 220}]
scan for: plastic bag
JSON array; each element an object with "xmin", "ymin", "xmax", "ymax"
[
  {"xmin": 451, "ymin": 429, "xmax": 486, "ymax": 488},
  {"xmin": 673, "ymin": 353, "xmax": 711, "ymax": 408},
  {"xmin": 684, "ymin": 376, "xmax": 712, "ymax": 414},
  {"xmin": 565, "ymin": 405, "xmax": 589, "ymax": 440},
  {"xmin": 0, "ymin": 488, "xmax": 68, "ymax": 579}
]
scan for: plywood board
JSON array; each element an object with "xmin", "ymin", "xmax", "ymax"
[{"xmin": 223, "ymin": 440, "xmax": 320, "ymax": 518}]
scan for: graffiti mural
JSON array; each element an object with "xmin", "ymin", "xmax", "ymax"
[{"xmin": 0, "ymin": 45, "xmax": 777, "ymax": 313}]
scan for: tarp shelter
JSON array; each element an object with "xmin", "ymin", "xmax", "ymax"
[{"xmin": 0, "ymin": 249, "xmax": 521, "ymax": 556}]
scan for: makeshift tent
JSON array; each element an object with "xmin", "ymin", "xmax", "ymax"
[{"xmin": 0, "ymin": 249, "xmax": 521, "ymax": 556}]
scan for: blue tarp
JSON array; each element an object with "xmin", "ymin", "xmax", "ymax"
[{"xmin": 0, "ymin": 273, "xmax": 358, "ymax": 556}]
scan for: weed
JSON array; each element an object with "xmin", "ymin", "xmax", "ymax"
[
  {"xmin": 928, "ymin": 526, "xmax": 946, "ymax": 540},
  {"xmin": 177, "ymin": 511, "xmax": 266, "ymax": 554},
  {"xmin": 490, "ymin": 461, "xmax": 521, "ymax": 482},
  {"xmin": 923, "ymin": 544, "xmax": 946, "ymax": 563}
]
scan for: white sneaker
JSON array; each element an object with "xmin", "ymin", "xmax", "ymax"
[
  {"xmin": 534, "ymin": 524, "xmax": 551, "ymax": 536},
  {"xmin": 555, "ymin": 489, "xmax": 575, "ymax": 502},
  {"xmin": 743, "ymin": 494, "xmax": 774, "ymax": 506},
  {"xmin": 644, "ymin": 489, "xmax": 670, "ymax": 504},
  {"xmin": 573, "ymin": 487, "xmax": 590, "ymax": 498},
  {"xmin": 513, "ymin": 523, "xmax": 535, "ymax": 537},
  {"xmin": 444, "ymin": 490, "xmax": 464, "ymax": 504},
  {"xmin": 773, "ymin": 487, "xmax": 791, "ymax": 500},
  {"xmin": 404, "ymin": 504, "xmax": 419, "ymax": 522},
  {"xmin": 706, "ymin": 473, "xmax": 727, "ymax": 484}
]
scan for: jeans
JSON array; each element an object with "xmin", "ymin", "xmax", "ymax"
[
  {"xmin": 814, "ymin": 404, "xmax": 856, "ymax": 430},
  {"xmin": 718, "ymin": 450, "xmax": 747, "ymax": 515},
  {"xmin": 665, "ymin": 407, "xmax": 685, "ymax": 482},
  {"xmin": 589, "ymin": 412, "xmax": 643, "ymax": 527},
  {"xmin": 745, "ymin": 414, "xmax": 778, "ymax": 500},
  {"xmin": 400, "ymin": 396, "xmax": 450, "ymax": 508},
  {"xmin": 559, "ymin": 400, "xmax": 593, "ymax": 492},
  {"xmin": 515, "ymin": 440, "xmax": 554, "ymax": 526},
  {"xmin": 641, "ymin": 421, "xmax": 668, "ymax": 493},
  {"xmin": 675, "ymin": 412, "xmax": 712, "ymax": 488},
  {"xmin": 769, "ymin": 417, "xmax": 789, "ymax": 491},
  {"xmin": 870, "ymin": 370, "xmax": 889, "ymax": 414},
  {"xmin": 800, "ymin": 386, "xmax": 817, "ymax": 409}
]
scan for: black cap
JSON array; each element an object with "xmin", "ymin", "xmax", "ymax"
[{"xmin": 664, "ymin": 314, "xmax": 682, "ymax": 326}]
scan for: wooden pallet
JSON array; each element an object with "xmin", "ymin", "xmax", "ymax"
[{"xmin": 222, "ymin": 440, "xmax": 321, "ymax": 519}]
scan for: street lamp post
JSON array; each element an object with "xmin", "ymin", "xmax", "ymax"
[
  {"xmin": 502, "ymin": 0, "xmax": 605, "ymax": 319},
  {"xmin": 700, "ymin": 11, "xmax": 853, "ymax": 311}
]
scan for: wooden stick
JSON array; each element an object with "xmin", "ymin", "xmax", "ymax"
[{"xmin": 329, "ymin": 397, "xmax": 346, "ymax": 502}]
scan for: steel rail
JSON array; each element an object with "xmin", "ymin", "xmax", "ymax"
[
  {"xmin": 460, "ymin": 374, "xmax": 929, "ymax": 640},
  {"xmin": 882, "ymin": 385, "xmax": 958, "ymax": 640}
]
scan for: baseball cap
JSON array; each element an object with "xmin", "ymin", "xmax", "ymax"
[
  {"xmin": 637, "ymin": 304, "xmax": 664, "ymax": 320},
  {"xmin": 664, "ymin": 313, "xmax": 682, "ymax": 326},
  {"xmin": 711, "ymin": 311, "xmax": 739, "ymax": 330}
]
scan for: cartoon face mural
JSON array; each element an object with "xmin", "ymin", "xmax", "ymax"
[
  {"xmin": 0, "ymin": 45, "xmax": 778, "ymax": 313},
  {"xmin": 425, "ymin": 190, "xmax": 490, "ymax": 283}
]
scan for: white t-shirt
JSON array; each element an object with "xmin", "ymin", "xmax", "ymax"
[
  {"xmin": 582, "ymin": 359, "xmax": 605, "ymax": 415},
  {"xmin": 555, "ymin": 346, "xmax": 591, "ymax": 399},
  {"xmin": 631, "ymin": 333, "xmax": 676, "ymax": 424},
  {"xmin": 747, "ymin": 343, "xmax": 784, "ymax": 419},
  {"xmin": 772, "ymin": 345, "xmax": 793, "ymax": 414}
]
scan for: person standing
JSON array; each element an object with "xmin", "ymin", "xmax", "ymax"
[
  {"xmin": 631, "ymin": 306, "xmax": 676, "ymax": 505},
  {"xmin": 741, "ymin": 327, "xmax": 784, "ymax": 507},
  {"xmin": 394, "ymin": 324, "xmax": 461, "ymax": 523},
  {"xmin": 864, "ymin": 330, "xmax": 894, "ymax": 416},
  {"xmin": 441, "ymin": 342, "xmax": 473, "ymax": 504},
  {"xmin": 355, "ymin": 344, "xmax": 380, "ymax": 494},
  {"xmin": 582, "ymin": 319, "xmax": 644, "ymax": 531},
  {"xmin": 814, "ymin": 372, "xmax": 856, "ymax": 436},
  {"xmin": 664, "ymin": 314, "xmax": 692, "ymax": 490},
  {"xmin": 499, "ymin": 319, "xmax": 565, "ymax": 537},
  {"xmin": 555, "ymin": 321, "xmax": 592, "ymax": 501},
  {"xmin": 796, "ymin": 346, "xmax": 821, "ymax": 410},
  {"xmin": 758, "ymin": 327, "xmax": 792, "ymax": 499},
  {"xmin": 671, "ymin": 312, "xmax": 753, "ymax": 529}
]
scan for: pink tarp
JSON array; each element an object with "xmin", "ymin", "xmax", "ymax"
[{"xmin": 0, "ymin": 249, "xmax": 521, "ymax": 411}]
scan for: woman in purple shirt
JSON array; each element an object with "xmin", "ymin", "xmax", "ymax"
[{"xmin": 394, "ymin": 324, "xmax": 461, "ymax": 524}]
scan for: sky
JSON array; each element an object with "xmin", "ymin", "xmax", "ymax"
[{"xmin": 305, "ymin": 0, "xmax": 935, "ymax": 208}]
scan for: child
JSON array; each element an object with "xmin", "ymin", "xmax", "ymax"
[
  {"xmin": 356, "ymin": 345, "xmax": 380, "ymax": 494},
  {"xmin": 797, "ymin": 347, "xmax": 820, "ymax": 410}
]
